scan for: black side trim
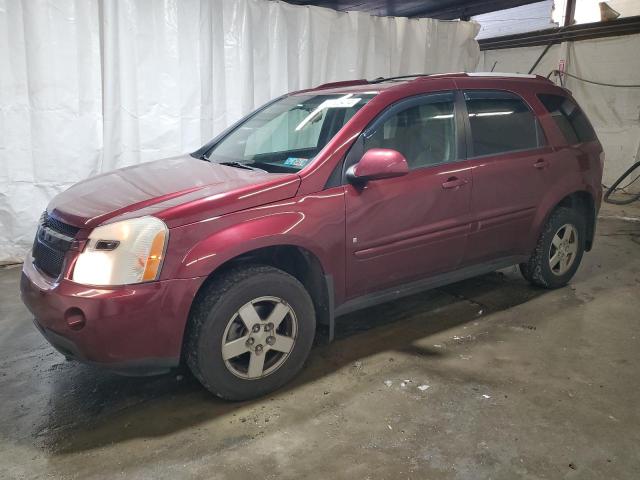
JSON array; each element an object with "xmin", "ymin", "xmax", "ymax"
[
  {"xmin": 324, "ymin": 274, "xmax": 335, "ymax": 342},
  {"xmin": 454, "ymin": 90, "xmax": 470, "ymax": 160},
  {"xmin": 334, "ymin": 256, "xmax": 527, "ymax": 317},
  {"xmin": 341, "ymin": 135, "xmax": 365, "ymax": 183}
]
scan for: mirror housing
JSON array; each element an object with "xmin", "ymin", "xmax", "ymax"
[{"xmin": 346, "ymin": 148, "xmax": 409, "ymax": 184}]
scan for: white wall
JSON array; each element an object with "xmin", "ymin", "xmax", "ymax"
[
  {"xmin": 0, "ymin": 0, "xmax": 481, "ymax": 263},
  {"xmin": 479, "ymin": 33, "xmax": 640, "ymax": 190}
]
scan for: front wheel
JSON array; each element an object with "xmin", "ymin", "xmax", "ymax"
[
  {"xmin": 186, "ymin": 265, "xmax": 315, "ymax": 401},
  {"xmin": 520, "ymin": 207, "xmax": 586, "ymax": 289}
]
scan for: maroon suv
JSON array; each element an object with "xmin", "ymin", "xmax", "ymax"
[{"xmin": 21, "ymin": 73, "xmax": 603, "ymax": 400}]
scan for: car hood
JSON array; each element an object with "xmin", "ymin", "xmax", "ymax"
[{"xmin": 48, "ymin": 155, "xmax": 301, "ymax": 229}]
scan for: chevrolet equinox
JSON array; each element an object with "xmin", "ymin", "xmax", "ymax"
[{"xmin": 21, "ymin": 73, "xmax": 603, "ymax": 400}]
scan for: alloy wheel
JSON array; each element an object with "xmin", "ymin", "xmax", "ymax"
[
  {"xmin": 549, "ymin": 223, "xmax": 579, "ymax": 276},
  {"xmin": 221, "ymin": 296, "xmax": 298, "ymax": 379}
]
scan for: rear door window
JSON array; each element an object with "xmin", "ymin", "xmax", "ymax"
[
  {"xmin": 464, "ymin": 90, "xmax": 542, "ymax": 157},
  {"xmin": 537, "ymin": 94, "xmax": 596, "ymax": 144}
]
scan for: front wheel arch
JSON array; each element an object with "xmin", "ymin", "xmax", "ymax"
[
  {"xmin": 185, "ymin": 264, "xmax": 316, "ymax": 400},
  {"xmin": 180, "ymin": 244, "xmax": 332, "ymax": 365}
]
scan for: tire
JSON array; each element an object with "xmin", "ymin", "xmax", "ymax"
[
  {"xmin": 186, "ymin": 264, "xmax": 315, "ymax": 401},
  {"xmin": 520, "ymin": 207, "xmax": 586, "ymax": 289}
]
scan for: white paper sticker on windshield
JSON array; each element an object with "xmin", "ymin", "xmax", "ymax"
[
  {"xmin": 295, "ymin": 95, "xmax": 362, "ymax": 131},
  {"xmin": 318, "ymin": 97, "xmax": 362, "ymax": 109}
]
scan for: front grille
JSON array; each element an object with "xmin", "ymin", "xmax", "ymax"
[
  {"xmin": 32, "ymin": 211, "xmax": 78, "ymax": 278},
  {"xmin": 33, "ymin": 239, "xmax": 67, "ymax": 277},
  {"xmin": 42, "ymin": 212, "xmax": 79, "ymax": 237}
]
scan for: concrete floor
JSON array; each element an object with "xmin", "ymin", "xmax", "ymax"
[{"xmin": 1, "ymin": 203, "xmax": 639, "ymax": 480}]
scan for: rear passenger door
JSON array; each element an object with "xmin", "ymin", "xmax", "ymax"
[{"xmin": 461, "ymin": 90, "xmax": 553, "ymax": 265}]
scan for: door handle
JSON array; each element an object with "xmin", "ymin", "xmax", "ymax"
[
  {"xmin": 441, "ymin": 176, "xmax": 468, "ymax": 189},
  {"xmin": 533, "ymin": 159, "xmax": 549, "ymax": 169}
]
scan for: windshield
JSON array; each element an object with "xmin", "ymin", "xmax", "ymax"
[{"xmin": 207, "ymin": 93, "xmax": 376, "ymax": 172}]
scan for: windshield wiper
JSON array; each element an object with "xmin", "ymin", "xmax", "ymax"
[{"xmin": 218, "ymin": 161, "xmax": 258, "ymax": 171}]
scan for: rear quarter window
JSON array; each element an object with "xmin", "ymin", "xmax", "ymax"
[{"xmin": 537, "ymin": 94, "xmax": 596, "ymax": 144}]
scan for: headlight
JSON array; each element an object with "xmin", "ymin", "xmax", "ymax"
[{"xmin": 72, "ymin": 216, "xmax": 168, "ymax": 286}]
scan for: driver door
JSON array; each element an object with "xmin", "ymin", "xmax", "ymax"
[{"xmin": 344, "ymin": 92, "xmax": 473, "ymax": 299}]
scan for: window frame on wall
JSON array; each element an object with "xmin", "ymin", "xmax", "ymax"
[{"xmin": 461, "ymin": 89, "xmax": 547, "ymax": 159}]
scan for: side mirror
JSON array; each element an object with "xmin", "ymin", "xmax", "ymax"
[{"xmin": 346, "ymin": 148, "xmax": 409, "ymax": 184}]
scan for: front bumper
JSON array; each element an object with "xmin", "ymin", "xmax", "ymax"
[{"xmin": 20, "ymin": 257, "xmax": 204, "ymax": 375}]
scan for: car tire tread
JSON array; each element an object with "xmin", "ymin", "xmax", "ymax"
[
  {"xmin": 520, "ymin": 206, "xmax": 586, "ymax": 289},
  {"xmin": 185, "ymin": 264, "xmax": 315, "ymax": 401}
]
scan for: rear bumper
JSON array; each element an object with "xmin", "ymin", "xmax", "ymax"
[{"xmin": 20, "ymin": 257, "xmax": 204, "ymax": 375}]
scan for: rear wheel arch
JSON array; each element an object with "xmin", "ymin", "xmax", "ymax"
[
  {"xmin": 532, "ymin": 190, "xmax": 596, "ymax": 254},
  {"xmin": 181, "ymin": 245, "xmax": 333, "ymax": 364},
  {"xmin": 550, "ymin": 191, "xmax": 596, "ymax": 251},
  {"xmin": 521, "ymin": 206, "xmax": 586, "ymax": 288}
]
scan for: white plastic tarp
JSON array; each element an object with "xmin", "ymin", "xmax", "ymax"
[{"xmin": 0, "ymin": 0, "xmax": 480, "ymax": 263}]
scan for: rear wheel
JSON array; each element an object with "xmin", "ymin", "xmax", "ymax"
[
  {"xmin": 520, "ymin": 207, "xmax": 586, "ymax": 289},
  {"xmin": 186, "ymin": 265, "xmax": 315, "ymax": 401}
]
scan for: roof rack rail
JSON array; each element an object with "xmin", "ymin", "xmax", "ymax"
[
  {"xmin": 314, "ymin": 72, "xmax": 549, "ymax": 90},
  {"xmin": 369, "ymin": 73, "xmax": 433, "ymax": 84},
  {"xmin": 315, "ymin": 79, "xmax": 370, "ymax": 89},
  {"xmin": 467, "ymin": 72, "xmax": 538, "ymax": 79}
]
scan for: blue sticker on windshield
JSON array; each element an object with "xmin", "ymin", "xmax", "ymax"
[{"xmin": 284, "ymin": 157, "xmax": 309, "ymax": 168}]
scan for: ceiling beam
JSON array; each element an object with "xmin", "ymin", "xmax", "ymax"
[
  {"xmin": 409, "ymin": 0, "xmax": 541, "ymax": 19},
  {"xmin": 479, "ymin": 15, "xmax": 640, "ymax": 50},
  {"xmin": 283, "ymin": 1, "xmax": 543, "ymax": 20}
]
